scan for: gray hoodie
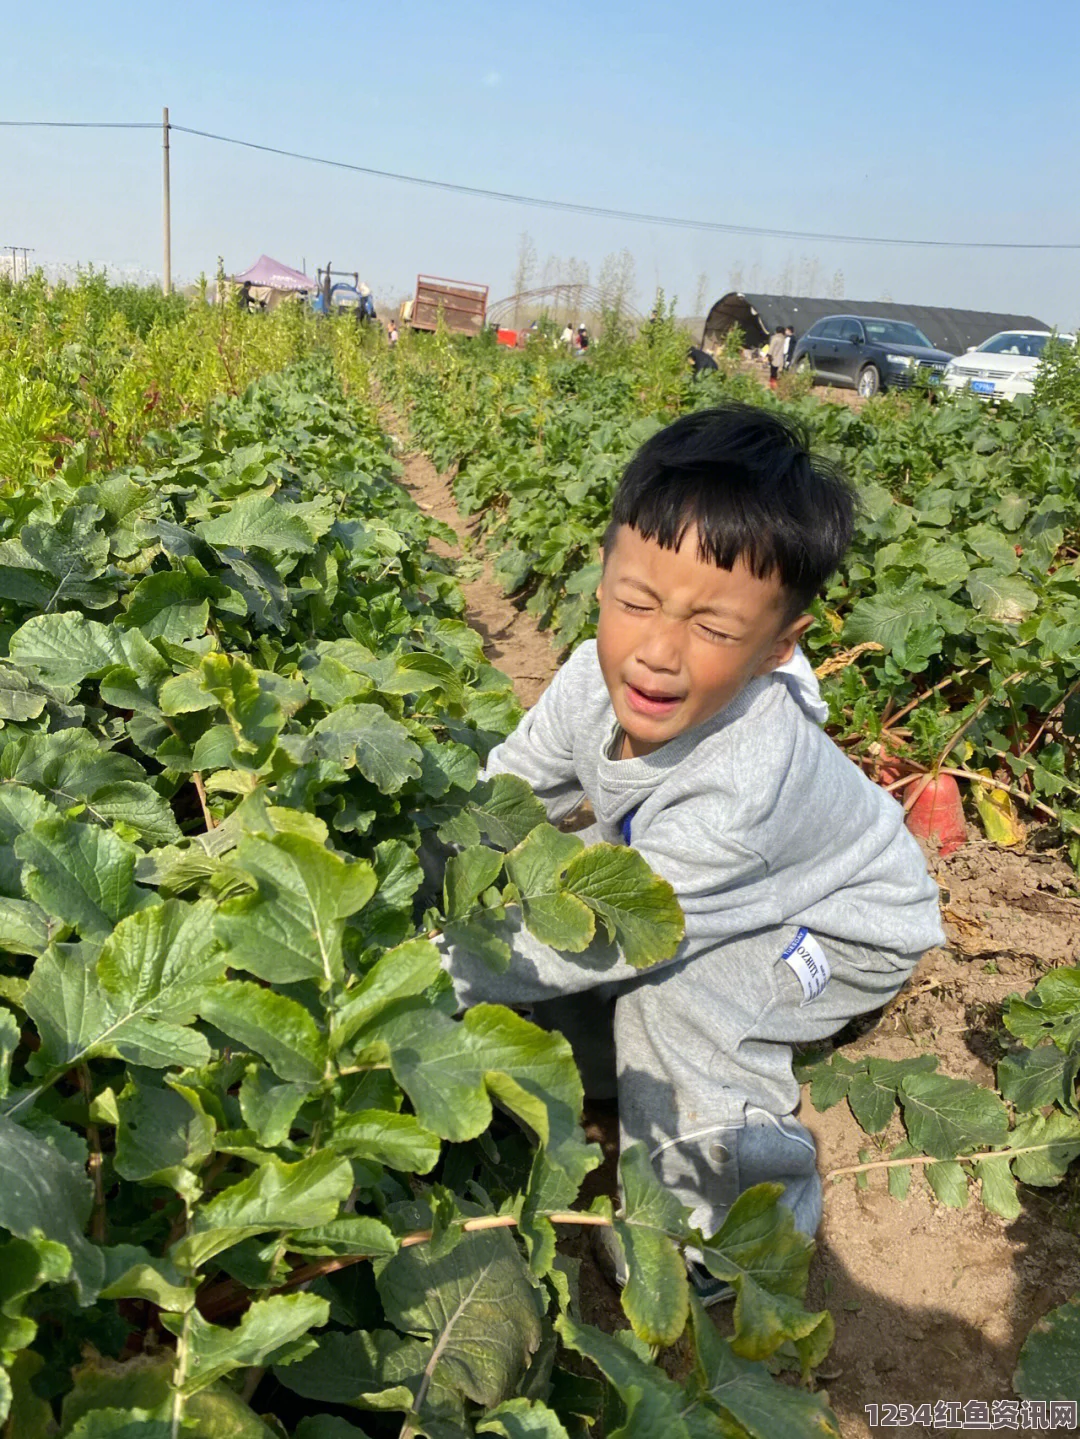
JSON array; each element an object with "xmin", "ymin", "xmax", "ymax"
[{"xmin": 484, "ymin": 640, "xmax": 944, "ymax": 959}]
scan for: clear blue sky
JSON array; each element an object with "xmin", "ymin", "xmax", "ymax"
[{"xmin": 3, "ymin": 0, "xmax": 1079, "ymax": 325}]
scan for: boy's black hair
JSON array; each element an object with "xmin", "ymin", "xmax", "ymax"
[{"xmin": 603, "ymin": 403, "xmax": 856, "ymax": 622}]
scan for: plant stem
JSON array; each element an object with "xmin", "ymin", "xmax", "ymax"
[
  {"xmin": 936, "ymin": 767, "xmax": 1058, "ymax": 820},
  {"xmin": 191, "ymin": 769, "xmax": 216, "ymax": 830},
  {"xmin": 827, "ymin": 1139, "xmax": 1071, "ymax": 1180},
  {"xmin": 884, "ymin": 659, "xmax": 993, "ymax": 730},
  {"xmin": 931, "ymin": 670, "xmax": 1025, "ymax": 773},
  {"xmin": 77, "ymin": 1065, "xmax": 107, "ymax": 1243},
  {"xmin": 1019, "ymin": 674, "xmax": 1080, "ymax": 757},
  {"xmin": 198, "ymin": 1211, "xmax": 611, "ymax": 1321}
]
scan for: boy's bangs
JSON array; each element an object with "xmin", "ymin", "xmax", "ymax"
[{"xmin": 620, "ymin": 472, "xmax": 820, "ymax": 606}]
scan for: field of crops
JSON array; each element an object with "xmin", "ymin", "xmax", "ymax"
[{"xmin": 2, "ymin": 279, "xmax": 1080, "ymax": 1438}]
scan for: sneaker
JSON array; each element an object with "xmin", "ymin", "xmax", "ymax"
[
  {"xmin": 594, "ymin": 1228, "xmax": 735, "ymax": 1307},
  {"xmin": 686, "ymin": 1259, "xmax": 735, "ymax": 1307}
]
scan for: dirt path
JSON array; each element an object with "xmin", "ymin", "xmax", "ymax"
[
  {"xmin": 396, "ymin": 435, "xmax": 1080, "ymax": 1438},
  {"xmin": 396, "ymin": 446, "xmax": 559, "ymax": 707}
]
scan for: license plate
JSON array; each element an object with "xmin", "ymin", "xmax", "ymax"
[{"xmin": 970, "ymin": 379, "xmax": 995, "ymax": 394}]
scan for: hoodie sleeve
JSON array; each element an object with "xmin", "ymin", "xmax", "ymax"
[{"xmin": 480, "ymin": 643, "xmax": 597, "ymax": 822}]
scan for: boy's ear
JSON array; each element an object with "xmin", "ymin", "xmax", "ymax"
[{"xmin": 757, "ymin": 613, "xmax": 814, "ymax": 674}]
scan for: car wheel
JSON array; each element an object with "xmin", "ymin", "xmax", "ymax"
[
  {"xmin": 795, "ymin": 356, "xmax": 813, "ymax": 378},
  {"xmin": 857, "ymin": 365, "xmax": 880, "ymax": 398}
]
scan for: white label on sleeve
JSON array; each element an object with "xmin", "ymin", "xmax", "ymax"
[{"xmin": 781, "ymin": 927, "xmax": 831, "ymax": 1003}]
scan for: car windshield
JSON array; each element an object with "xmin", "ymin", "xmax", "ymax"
[
  {"xmin": 978, "ymin": 332, "xmax": 1051, "ymax": 358},
  {"xmin": 864, "ymin": 321, "xmax": 933, "ymax": 348}
]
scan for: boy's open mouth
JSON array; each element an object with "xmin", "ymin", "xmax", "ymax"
[{"xmin": 625, "ymin": 683, "xmax": 683, "ymax": 717}]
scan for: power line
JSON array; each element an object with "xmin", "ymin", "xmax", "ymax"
[
  {"xmin": 0, "ymin": 120, "xmax": 157, "ymax": 129},
  {"xmin": 168, "ymin": 123, "xmax": 1080, "ymax": 252},
  {"xmin": 3, "ymin": 115, "xmax": 1080, "ymax": 250}
]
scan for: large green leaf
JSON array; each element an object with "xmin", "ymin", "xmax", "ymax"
[
  {"xmin": 966, "ymin": 568, "xmax": 1038, "ymax": 621},
  {"xmin": 0, "ymin": 1234, "xmax": 72, "ymax": 1361},
  {"xmin": 612, "ymin": 1145, "xmax": 690, "ymax": 1347},
  {"xmin": 355, "ymin": 1002, "xmax": 583, "ymax": 1150},
  {"xmin": 16, "ymin": 817, "xmax": 143, "ymax": 942},
  {"xmin": 1013, "ymin": 1294, "xmax": 1080, "ymax": 1403},
  {"xmin": 555, "ymin": 1316, "xmax": 706, "ymax": 1438},
  {"xmin": 328, "ymin": 1109, "xmax": 441, "ymax": 1173},
  {"xmin": 972, "ymin": 1156, "xmax": 1021, "ymax": 1220},
  {"xmin": 1004, "ymin": 970, "xmax": 1080, "ymax": 1053},
  {"xmin": 161, "ymin": 1293, "xmax": 330, "ymax": 1395},
  {"xmin": 898, "ymin": 1071, "xmax": 1010, "ymax": 1158},
  {"xmin": 214, "ymin": 832, "xmax": 376, "ymax": 986},
  {"xmin": 0, "ymin": 664, "xmax": 49, "ymax": 723},
  {"xmin": 196, "ymin": 492, "xmax": 318, "ymax": 553},
  {"xmin": 114, "ymin": 1077, "xmax": 216, "ymax": 1187},
  {"xmin": 443, "ymin": 844, "xmax": 506, "ymax": 920},
  {"xmin": 120, "ymin": 569, "xmax": 212, "ymax": 642},
  {"xmin": 377, "ymin": 1223, "xmax": 543, "ymax": 1409},
  {"xmin": 695, "ymin": 1185, "xmax": 831, "ymax": 1365},
  {"xmin": 9, "ymin": 612, "xmax": 168, "ymax": 688},
  {"xmin": 331, "ymin": 939, "xmax": 442, "ymax": 1049},
  {"xmin": 96, "ymin": 899, "xmax": 225, "ymax": 1022},
  {"xmin": 23, "ymin": 943, "xmax": 210, "ymax": 1074},
  {"xmin": 193, "ymin": 652, "xmax": 287, "ymax": 768},
  {"xmin": 275, "ymin": 1327, "xmax": 462, "ymax": 1428},
  {"xmin": 504, "ymin": 825, "xmax": 594, "ymax": 951},
  {"xmin": 199, "ymin": 981, "xmax": 328, "ymax": 1084},
  {"xmin": 0, "ymin": 898, "xmax": 54, "ymax": 957},
  {"xmin": 0, "ymin": 1113, "xmax": 104, "ymax": 1302},
  {"xmin": 469, "ymin": 774, "xmax": 548, "ymax": 850},
  {"xmin": 99, "ymin": 1244, "xmax": 195, "ymax": 1314},
  {"xmin": 687, "ymin": 1295, "xmax": 839, "ymax": 1438},
  {"xmin": 59, "ymin": 1353, "xmax": 280, "ymax": 1436},
  {"xmin": 562, "ymin": 844, "xmax": 684, "ymax": 968},
  {"xmin": 842, "ymin": 582, "xmax": 939, "ymax": 655},
  {"xmin": 173, "ymin": 1152, "xmax": 354, "ymax": 1271},
  {"xmin": 998, "ymin": 1046, "xmax": 1080, "ymax": 1113},
  {"xmin": 478, "ymin": 1398, "xmax": 571, "ymax": 1437},
  {"xmin": 1008, "ymin": 1112, "xmax": 1080, "ymax": 1186},
  {"xmin": 238, "ymin": 1063, "xmax": 315, "ymax": 1147},
  {"xmin": 309, "ymin": 703, "xmax": 423, "ymax": 792}
]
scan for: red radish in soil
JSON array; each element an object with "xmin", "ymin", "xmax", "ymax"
[{"xmin": 905, "ymin": 774, "xmax": 966, "ymax": 855}]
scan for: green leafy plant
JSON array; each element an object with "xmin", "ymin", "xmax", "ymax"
[
  {"xmin": 798, "ymin": 964, "xmax": 1080, "ymax": 1396},
  {"xmin": 0, "ymin": 319, "xmax": 836, "ymax": 1436}
]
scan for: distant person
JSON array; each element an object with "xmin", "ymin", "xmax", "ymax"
[
  {"xmin": 688, "ymin": 346, "xmax": 719, "ymax": 377},
  {"xmin": 784, "ymin": 326, "xmax": 797, "ymax": 369},
  {"xmin": 359, "ymin": 283, "xmax": 378, "ymax": 322},
  {"xmin": 387, "ymin": 320, "xmax": 399, "ymax": 346},
  {"xmin": 575, "ymin": 324, "xmax": 590, "ymax": 353},
  {"xmin": 237, "ymin": 281, "xmax": 253, "ymax": 312},
  {"xmin": 767, "ymin": 327, "xmax": 787, "ymax": 388},
  {"xmin": 560, "ymin": 322, "xmax": 574, "ymax": 349}
]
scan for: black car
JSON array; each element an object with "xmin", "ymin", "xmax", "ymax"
[{"xmin": 790, "ymin": 315, "xmax": 954, "ymax": 397}]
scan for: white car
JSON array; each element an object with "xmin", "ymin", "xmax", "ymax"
[{"xmin": 943, "ymin": 330, "xmax": 1075, "ymax": 400}]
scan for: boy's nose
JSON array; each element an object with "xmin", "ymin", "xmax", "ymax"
[{"xmin": 635, "ymin": 623, "xmax": 683, "ymax": 673}]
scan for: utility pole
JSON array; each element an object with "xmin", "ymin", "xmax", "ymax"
[
  {"xmin": 162, "ymin": 106, "xmax": 172, "ymax": 296},
  {"xmin": 5, "ymin": 245, "xmax": 33, "ymax": 281}
]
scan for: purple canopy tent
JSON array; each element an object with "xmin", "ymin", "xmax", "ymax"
[{"xmin": 233, "ymin": 255, "xmax": 315, "ymax": 291}]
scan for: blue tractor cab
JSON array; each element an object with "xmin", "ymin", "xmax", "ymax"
[{"xmin": 310, "ymin": 265, "xmax": 377, "ymax": 319}]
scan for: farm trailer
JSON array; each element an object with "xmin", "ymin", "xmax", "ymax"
[{"xmin": 402, "ymin": 275, "xmax": 489, "ymax": 337}]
